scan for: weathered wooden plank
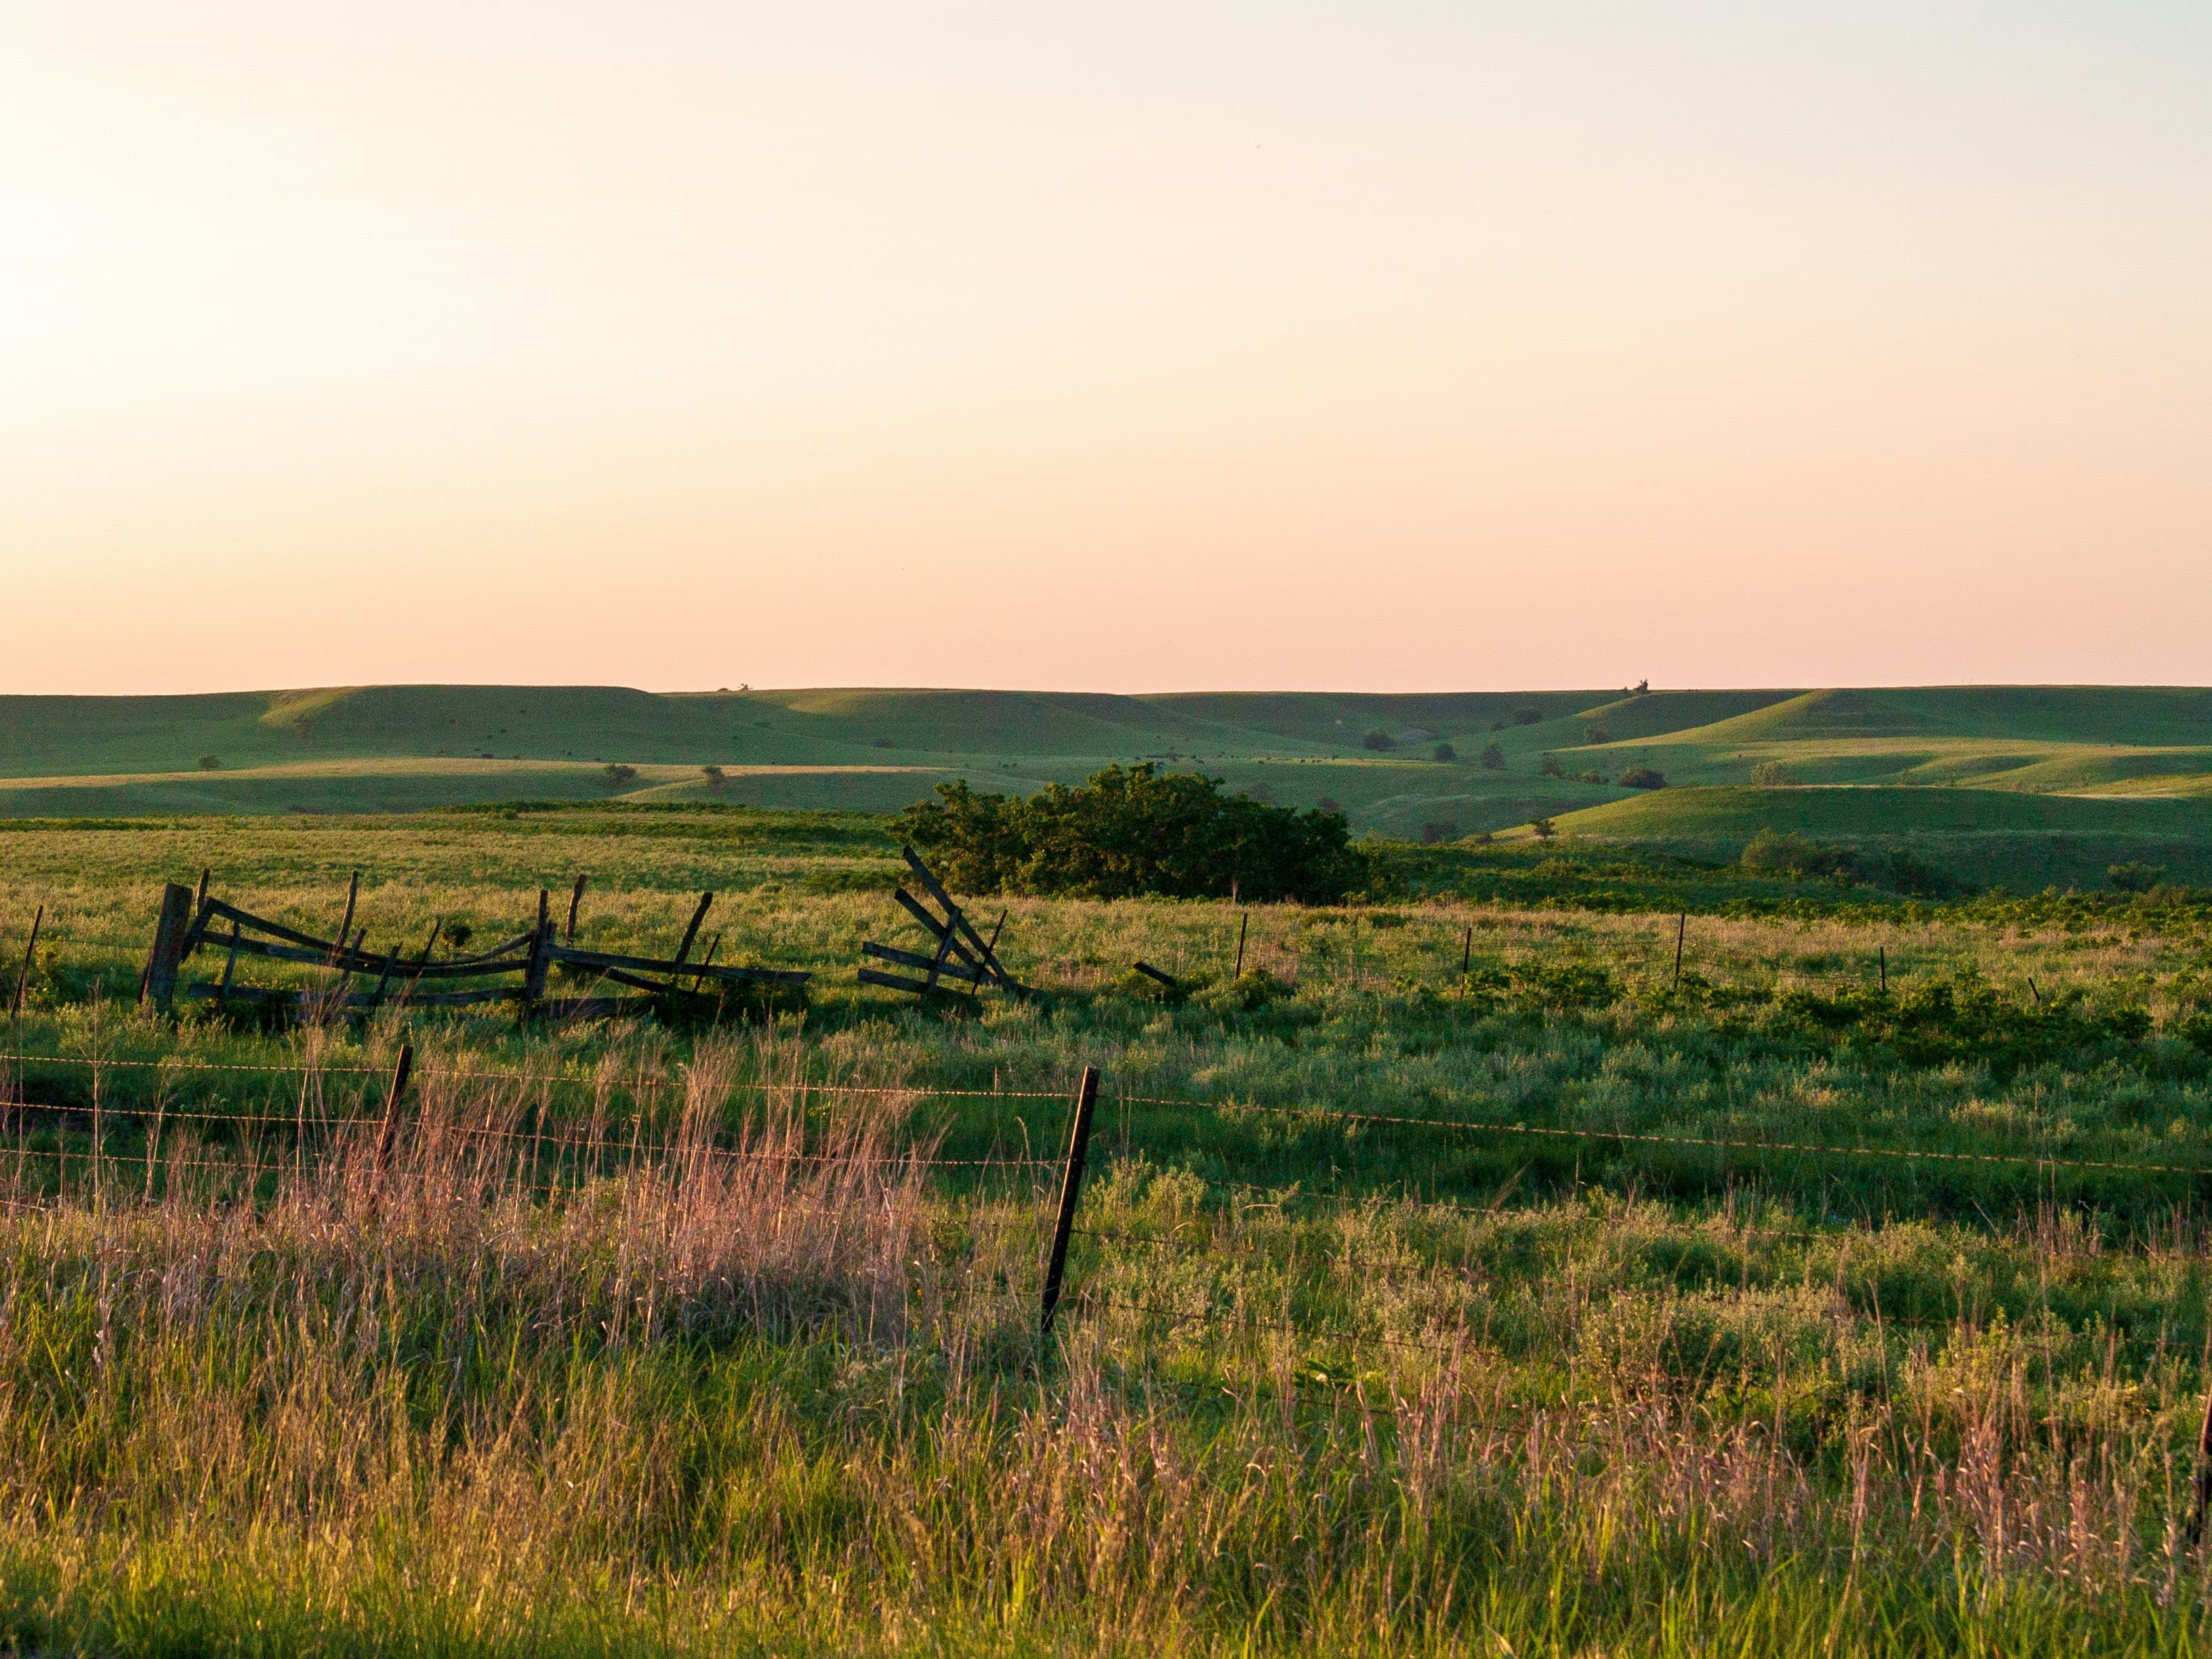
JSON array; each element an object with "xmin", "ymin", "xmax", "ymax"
[
  {"xmin": 522, "ymin": 890, "xmax": 552, "ymax": 1001},
  {"xmin": 331, "ymin": 872, "xmax": 359, "ymax": 966},
  {"xmin": 857, "ymin": 966, "xmax": 938, "ymax": 996},
  {"xmin": 193, "ymin": 930, "xmax": 529, "ymax": 980},
  {"xmin": 671, "ymin": 891, "xmax": 713, "ymax": 972},
  {"xmin": 861, "ymin": 941, "xmax": 991, "ymax": 986},
  {"xmin": 901, "ymin": 847, "xmax": 1016, "ymax": 988},
  {"xmin": 545, "ymin": 945, "xmax": 808, "ymax": 986},
  {"xmin": 142, "ymin": 882, "xmax": 196, "ymax": 1010}
]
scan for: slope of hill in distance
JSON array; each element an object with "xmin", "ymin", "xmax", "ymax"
[{"xmin": 4, "ymin": 686, "xmax": 2211, "ymax": 882}]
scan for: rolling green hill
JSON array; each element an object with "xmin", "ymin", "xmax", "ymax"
[{"xmin": 4, "ymin": 683, "xmax": 2211, "ymax": 888}]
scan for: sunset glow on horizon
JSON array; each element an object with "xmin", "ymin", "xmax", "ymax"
[{"xmin": 5, "ymin": 3, "xmax": 2208, "ymax": 695}]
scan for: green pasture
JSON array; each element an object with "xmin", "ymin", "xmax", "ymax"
[
  {"xmin": 7, "ymin": 685, "xmax": 2212, "ymax": 885},
  {"xmin": 6, "ymin": 805, "xmax": 2212, "ymax": 1652}
]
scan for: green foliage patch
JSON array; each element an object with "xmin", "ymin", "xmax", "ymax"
[{"xmin": 893, "ymin": 763, "xmax": 1366, "ymax": 902}]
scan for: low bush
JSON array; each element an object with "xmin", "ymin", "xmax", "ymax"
[
  {"xmin": 701, "ymin": 764, "xmax": 726, "ymax": 790},
  {"xmin": 1480, "ymin": 743, "xmax": 1507, "ymax": 770},
  {"xmin": 1617, "ymin": 765, "xmax": 1666, "ymax": 790},
  {"xmin": 892, "ymin": 764, "xmax": 1366, "ymax": 901},
  {"xmin": 1583, "ymin": 724, "xmax": 1611, "ymax": 745},
  {"xmin": 1512, "ymin": 707, "xmax": 1542, "ymax": 726},
  {"xmin": 1432, "ymin": 741, "xmax": 1457, "ymax": 762},
  {"xmin": 2110, "ymin": 861, "xmax": 2167, "ymax": 894},
  {"xmin": 1750, "ymin": 760, "xmax": 1802, "ymax": 787},
  {"xmin": 602, "ymin": 763, "xmax": 638, "ymax": 788},
  {"xmin": 1742, "ymin": 828, "xmax": 1960, "ymax": 898},
  {"xmin": 1420, "ymin": 821, "xmax": 1458, "ymax": 844},
  {"xmin": 196, "ymin": 755, "xmax": 221, "ymax": 771},
  {"xmin": 1360, "ymin": 730, "xmax": 1397, "ymax": 752}
]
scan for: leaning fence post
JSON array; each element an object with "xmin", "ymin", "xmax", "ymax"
[
  {"xmin": 12, "ymin": 904, "xmax": 43, "ymax": 1016},
  {"xmin": 371, "ymin": 1042, "xmax": 414, "ymax": 1207},
  {"xmin": 1673, "ymin": 912, "xmax": 1687, "ymax": 988},
  {"xmin": 522, "ymin": 889, "xmax": 552, "ymax": 1008},
  {"xmin": 2188, "ymin": 1390, "xmax": 2212, "ymax": 1549},
  {"xmin": 142, "ymin": 883, "xmax": 196, "ymax": 1010},
  {"xmin": 1039, "ymin": 1064, "xmax": 1101, "ymax": 1337}
]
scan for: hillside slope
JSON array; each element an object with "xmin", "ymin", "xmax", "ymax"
[{"xmin": 5, "ymin": 685, "xmax": 2211, "ymax": 856}]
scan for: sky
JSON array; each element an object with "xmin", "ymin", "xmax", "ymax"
[{"xmin": 3, "ymin": 2, "xmax": 2208, "ymax": 695}]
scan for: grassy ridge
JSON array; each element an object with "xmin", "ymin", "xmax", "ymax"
[{"xmin": 8, "ymin": 687, "xmax": 2212, "ymax": 895}]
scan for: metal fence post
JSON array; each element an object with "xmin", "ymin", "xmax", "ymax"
[{"xmin": 1039, "ymin": 1064, "xmax": 1101, "ymax": 1336}]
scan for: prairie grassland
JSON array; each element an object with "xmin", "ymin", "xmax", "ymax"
[{"xmin": 5, "ymin": 811, "xmax": 2212, "ymax": 1652}]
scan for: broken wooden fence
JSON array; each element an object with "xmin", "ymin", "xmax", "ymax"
[
  {"xmin": 142, "ymin": 878, "xmax": 806, "ymax": 1021},
  {"xmin": 858, "ymin": 846, "xmax": 1032, "ymax": 1000}
]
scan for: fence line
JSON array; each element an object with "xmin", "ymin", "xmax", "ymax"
[
  {"xmin": 7, "ymin": 1044, "xmax": 2210, "ymax": 1183},
  {"xmin": 0, "ymin": 1050, "xmax": 1074, "ymax": 1100},
  {"xmin": 1110, "ymin": 1088, "xmax": 2212, "ymax": 1180}
]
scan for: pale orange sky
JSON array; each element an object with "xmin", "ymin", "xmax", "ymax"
[{"xmin": 3, "ymin": 3, "xmax": 2207, "ymax": 694}]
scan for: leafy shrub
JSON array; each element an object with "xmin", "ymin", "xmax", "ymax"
[
  {"xmin": 1742, "ymin": 829, "xmax": 1959, "ymax": 897},
  {"xmin": 1750, "ymin": 760, "xmax": 1802, "ymax": 787},
  {"xmin": 1742, "ymin": 828, "xmax": 1857, "ymax": 882},
  {"xmin": 442, "ymin": 921, "xmax": 474, "ymax": 952},
  {"xmin": 1540, "ymin": 754, "xmax": 1565, "ymax": 778},
  {"xmin": 1315, "ymin": 796, "xmax": 1342, "ymax": 814},
  {"xmin": 891, "ymin": 764, "xmax": 1365, "ymax": 902},
  {"xmin": 1420, "ymin": 821, "xmax": 1458, "ymax": 845},
  {"xmin": 1480, "ymin": 742, "xmax": 1506, "ymax": 770},
  {"xmin": 602, "ymin": 763, "xmax": 638, "ymax": 788},
  {"xmin": 1513, "ymin": 707, "xmax": 1543, "ymax": 726},
  {"xmin": 2109, "ymin": 862, "xmax": 2167, "ymax": 894},
  {"xmin": 1774, "ymin": 972, "xmax": 2153, "ymax": 1069},
  {"xmin": 196, "ymin": 755, "xmax": 221, "ymax": 771},
  {"xmin": 1583, "ymin": 724, "xmax": 1612, "ymax": 745},
  {"xmin": 1617, "ymin": 765, "xmax": 1666, "ymax": 790},
  {"xmin": 701, "ymin": 764, "xmax": 726, "ymax": 790},
  {"xmin": 1529, "ymin": 817, "xmax": 1557, "ymax": 840},
  {"xmin": 1432, "ymin": 741, "xmax": 1457, "ymax": 762},
  {"xmin": 1360, "ymin": 730, "xmax": 1397, "ymax": 752}
]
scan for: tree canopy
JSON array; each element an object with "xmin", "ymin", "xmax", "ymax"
[{"xmin": 891, "ymin": 764, "xmax": 1365, "ymax": 901}]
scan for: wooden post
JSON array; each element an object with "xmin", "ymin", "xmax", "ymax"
[
  {"xmin": 216, "ymin": 920, "xmax": 241, "ymax": 1010},
  {"xmin": 1879, "ymin": 945, "xmax": 1887, "ymax": 994},
  {"xmin": 372, "ymin": 1041, "xmax": 414, "ymax": 1197},
  {"xmin": 566, "ymin": 874, "xmax": 588, "ymax": 943},
  {"xmin": 692, "ymin": 933, "xmax": 722, "ymax": 993},
  {"xmin": 393, "ymin": 920, "xmax": 443, "ymax": 1003},
  {"xmin": 11, "ymin": 905, "xmax": 42, "ymax": 1016},
  {"xmin": 331, "ymin": 872, "xmax": 360, "ymax": 966},
  {"xmin": 1461, "ymin": 925, "xmax": 1471, "ymax": 977},
  {"xmin": 672, "ymin": 891, "xmax": 714, "ymax": 970},
  {"xmin": 522, "ymin": 890, "xmax": 552, "ymax": 1003},
  {"xmin": 142, "ymin": 883, "xmax": 196, "ymax": 1010},
  {"xmin": 367, "ymin": 940, "xmax": 402, "ymax": 1007},
  {"xmin": 1673, "ymin": 913, "xmax": 1687, "ymax": 988},
  {"xmin": 1234, "ymin": 910, "xmax": 1249, "ymax": 980},
  {"xmin": 1039, "ymin": 1065, "xmax": 1101, "ymax": 1337},
  {"xmin": 2188, "ymin": 1390, "xmax": 2212, "ymax": 1549},
  {"xmin": 195, "ymin": 867, "xmax": 210, "ymax": 909}
]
